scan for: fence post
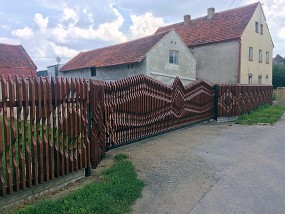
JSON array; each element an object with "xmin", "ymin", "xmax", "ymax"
[
  {"xmin": 213, "ymin": 84, "xmax": 219, "ymax": 121},
  {"xmin": 86, "ymin": 94, "xmax": 92, "ymax": 177}
]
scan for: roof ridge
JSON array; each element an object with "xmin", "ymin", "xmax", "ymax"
[
  {"xmin": 158, "ymin": 2, "xmax": 259, "ymax": 30},
  {"xmin": 83, "ymin": 30, "xmax": 170, "ymax": 55}
]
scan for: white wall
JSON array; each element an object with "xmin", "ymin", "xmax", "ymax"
[{"xmin": 146, "ymin": 30, "xmax": 196, "ymax": 85}]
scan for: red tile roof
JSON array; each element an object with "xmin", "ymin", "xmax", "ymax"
[
  {"xmin": 60, "ymin": 30, "xmax": 170, "ymax": 72},
  {"xmin": 0, "ymin": 43, "xmax": 37, "ymax": 76},
  {"xmin": 155, "ymin": 2, "xmax": 259, "ymax": 47}
]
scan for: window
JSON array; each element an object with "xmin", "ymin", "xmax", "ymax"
[
  {"xmin": 258, "ymin": 75, "xmax": 262, "ymax": 84},
  {"xmin": 169, "ymin": 50, "xmax": 178, "ymax": 64},
  {"xmin": 127, "ymin": 64, "xmax": 134, "ymax": 69},
  {"xmin": 55, "ymin": 67, "xmax": 58, "ymax": 77},
  {"xmin": 248, "ymin": 75, "xmax": 253, "ymax": 84},
  {"xmin": 249, "ymin": 47, "xmax": 253, "ymax": 61},
  {"xmin": 91, "ymin": 67, "xmax": 96, "ymax": 76},
  {"xmin": 260, "ymin": 24, "xmax": 263, "ymax": 35},
  {"xmin": 259, "ymin": 50, "xmax": 262, "ymax": 62},
  {"xmin": 266, "ymin": 51, "xmax": 269, "ymax": 64},
  {"xmin": 266, "ymin": 75, "xmax": 269, "ymax": 84},
  {"xmin": 255, "ymin": 22, "xmax": 259, "ymax": 33}
]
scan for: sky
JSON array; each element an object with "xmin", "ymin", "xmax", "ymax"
[{"xmin": 0, "ymin": 0, "xmax": 284, "ymax": 71}]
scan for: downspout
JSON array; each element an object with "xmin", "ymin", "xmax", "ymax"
[{"xmin": 238, "ymin": 39, "xmax": 241, "ymax": 84}]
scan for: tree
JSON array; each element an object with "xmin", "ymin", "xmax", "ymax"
[{"xmin": 272, "ymin": 64, "xmax": 285, "ymax": 89}]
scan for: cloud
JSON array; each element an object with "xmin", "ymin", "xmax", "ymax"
[
  {"xmin": 63, "ymin": 8, "xmax": 79, "ymax": 25},
  {"xmin": 34, "ymin": 13, "xmax": 49, "ymax": 32},
  {"xmin": 49, "ymin": 42, "xmax": 79, "ymax": 58},
  {"xmin": 0, "ymin": 24, "xmax": 11, "ymax": 30},
  {"xmin": 278, "ymin": 27, "xmax": 285, "ymax": 39},
  {"xmin": 0, "ymin": 37, "xmax": 20, "ymax": 44},
  {"xmin": 51, "ymin": 4, "xmax": 127, "ymax": 43},
  {"xmin": 129, "ymin": 12, "xmax": 166, "ymax": 39},
  {"xmin": 11, "ymin": 26, "xmax": 34, "ymax": 39}
]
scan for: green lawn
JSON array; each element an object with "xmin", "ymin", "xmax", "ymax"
[
  {"xmin": 236, "ymin": 104, "xmax": 285, "ymax": 125},
  {"xmin": 13, "ymin": 154, "xmax": 144, "ymax": 214}
]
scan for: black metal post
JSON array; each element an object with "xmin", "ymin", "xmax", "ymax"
[
  {"xmin": 213, "ymin": 85, "xmax": 219, "ymax": 121},
  {"xmin": 85, "ymin": 92, "xmax": 92, "ymax": 177}
]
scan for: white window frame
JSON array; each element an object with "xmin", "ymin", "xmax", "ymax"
[
  {"xmin": 248, "ymin": 75, "xmax": 253, "ymax": 84},
  {"xmin": 249, "ymin": 47, "xmax": 253, "ymax": 61},
  {"xmin": 258, "ymin": 75, "xmax": 262, "ymax": 84},
  {"xmin": 169, "ymin": 50, "xmax": 178, "ymax": 65},
  {"xmin": 255, "ymin": 22, "xmax": 259, "ymax": 33},
  {"xmin": 266, "ymin": 51, "xmax": 269, "ymax": 64},
  {"xmin": 259, "ymin": 50, "xmax": 262, "ymax": 62}
]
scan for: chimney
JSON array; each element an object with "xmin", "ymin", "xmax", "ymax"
[
  {"xmin": 184, "ymin": 14, "xmax": 191, "ymax": 25},
  {"xmin": 207, "ymin": 7, "xmax": 215, "ymax": 19}
]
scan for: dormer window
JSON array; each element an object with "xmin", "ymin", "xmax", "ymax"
[{"xmin": 255, "ymin": 22, "xmax": 259, "ymax": 33}]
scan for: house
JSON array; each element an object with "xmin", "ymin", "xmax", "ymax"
[
  {"xmin": 47, "ymin": 64, "xmax": 63, "ymax": 77},
  {"xmin": 155, "ymin": 2, "xmax": 273, "ymax": 85},
  {"xmin": 0, "ymin": 43, "xmax": 37, "ymax": 76},
  {"xmin": 273, "ymin": 54, "xmax": 285, "ymax": 67},
  {"xmin": 60, "ymin": 30, "xmax": 197, "ymax": 85},
  {"xmin": 36, "ymin": 70, "xmax": 48, "ymax": 77}
]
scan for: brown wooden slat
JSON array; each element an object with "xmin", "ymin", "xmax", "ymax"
[
  {"xmin": 57, "ymin": 78, "xmax": 64, "ymax": 176},
  {"xmin": 62, "ymin": 79, "xmax": 69, "ymax": 175},
  {"xmin": 8, "ymin": 76, "xmax": 20, "ymax": 192},
  {"xmin": 52, "ymin": 77, "xmax": 59, "ymax": 178},
  {"xmin": 0, "ymin": 76, "xmax": 6, "ymax": 196},
  {"xmin": 76, "ymin": 79, "xmax": 82, "ymax": 170},
  {"xmin": 29, "ymin": 77, "xmax": 38, "ymax": 186},
  {"xmin": 68, "ymin": 78, "xmax": 74, "ymax": 173},
  {"xmin": 36, "ymin": 78, "xmax": 44, "ymax": 184},
  {"xmin": 15, "ymin": 76, "xmax": 26, "ymax": 190},
  {"xmin": 2, "ymin": 75, "xmax": 13, "ymax": 194},
  {"xmin": 46, "ymin": 78, "xmax": 54, "ymax": 180},
  {"xmin": 22, "ymin": 77, "xmax": 32, "ymax": 188}
]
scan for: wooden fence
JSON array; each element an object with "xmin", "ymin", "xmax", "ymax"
[
  {"xmin": 216, "ymin": 84, "xmax": 273, "ymax": 117},
  {"xmin": 90, "ymin": 74, "xmax": 214, "ymax": 150},
  {"xmin": 0, "ymin": 74, "xmax": 274, "ymax": 199},
  {"xmin": 0, "ymin": 75, "xmax": 89, "ymax": 197}
]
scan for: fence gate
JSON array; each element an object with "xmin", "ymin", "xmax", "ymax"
[{"xmin": 89, "ymin": 75, "xmax": 214, "ymax": 168}]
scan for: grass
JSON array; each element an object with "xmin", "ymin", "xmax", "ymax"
[
  {"xmin": 236, "ymin": 104, "xmax": 285, "ymax": 125},
  {"xmin": 12, "ymin": 154, "xmax": 144, "ymax": 214}
]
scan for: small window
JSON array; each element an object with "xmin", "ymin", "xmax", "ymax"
[
  {"xmin": 249, "ymin": 47, "xmax": 253, "ymax": 61},
  {"xmin": 266, "ymin": 51, "xmax": 269, "ymax": 64},
  {"xmin": 255, "ymin": 22, "xmax": 259, "ymax": 33},
  {"xmin": 169, "ymin": 50, "xmax": 178, "ymax": 64},
  {"xmin": 127, "ymin": 64, "xmax": 134, "ymax": 69},
  {"xmin": 259, "ymin": 50, "xmax": 262, "ymax": 62},
  {"xmin": 266, "ymin": 75, "xmax": 269, "ymax": 84},
  {"xmin": 55, "ymin": 67, "xmax": 58, "ymax": 77},
  {"xmin": 248, "ymin": 75, "xmax": 253, "ymax": 84},
  {"xmin": 260, "ymin": 24, "xmax": 263, "ymax": 35},
  {"xmin": 258, "ymin": 75, "xmax": 262, "ymax": 84},
  {"xmin": 91, "ymin": 67, "xmax": 96, "ymax": 76}
]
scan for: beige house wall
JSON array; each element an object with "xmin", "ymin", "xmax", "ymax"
[
  {"xmin": 146, "ymin": 30, "xmax": 196, "ymax": 85},
  {"xmin": 240, "ymin": 3, "xmax": 274, "ymax": 84}
]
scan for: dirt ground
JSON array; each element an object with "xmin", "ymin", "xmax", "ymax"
[
  {"xmin": 3, "ymin": 103, "xmax": 285, "ymax": 213},
  {"xmin": 107, "ymin": 114, "xmax": 285, "ymax": 213}
]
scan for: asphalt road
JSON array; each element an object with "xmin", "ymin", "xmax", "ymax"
[{"xmin": 108, "ymin": 114, "xmax": 285, "ymax": 214}]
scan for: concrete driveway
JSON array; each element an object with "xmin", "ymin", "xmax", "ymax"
[{"xmin": 108, "ymin": 114, "xmax": 285, "ymax": 214}]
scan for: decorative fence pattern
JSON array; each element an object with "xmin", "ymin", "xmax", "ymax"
[
  {"xmin": 0, "ymin": 74, "xmax": 274, "ymax": 199},
  {"xmin": 90, "ymin": 74, "xmax": 214, "ymax": 149},
  {"xmin": 216, "ymin": 84, "xmax": 273, "ymax": 117},
  {"xmin": 0, "ymin": 75, "xmax": 89, "ymax": 197}
]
